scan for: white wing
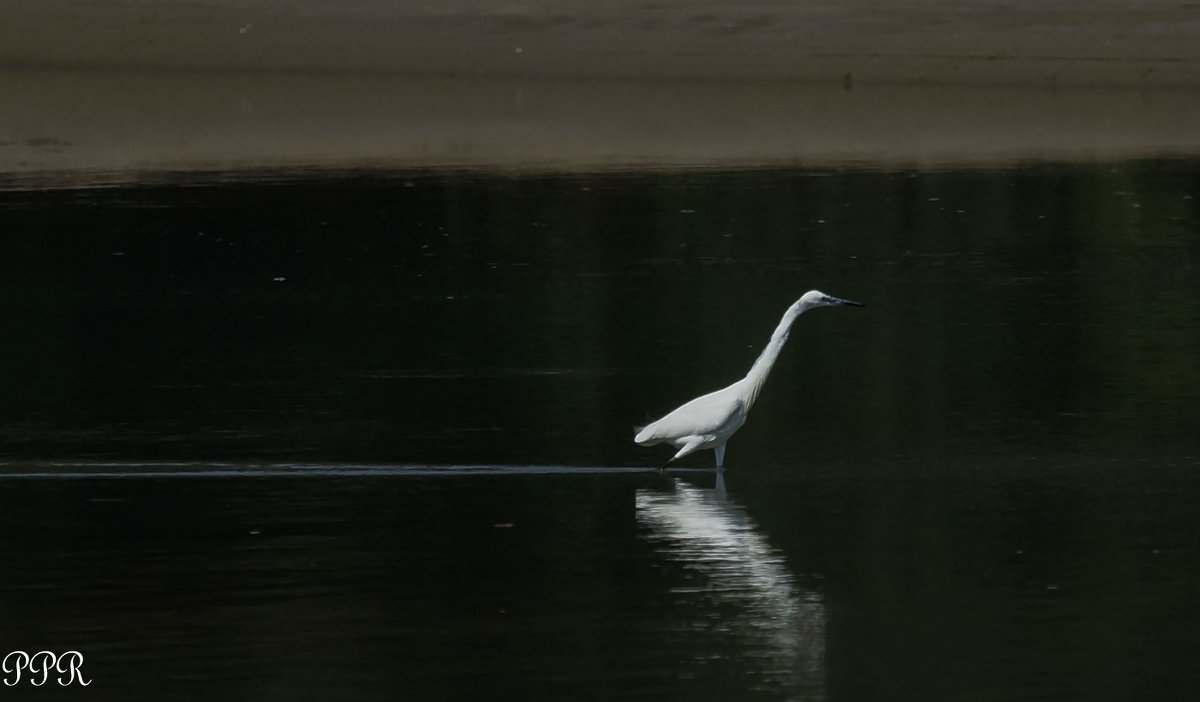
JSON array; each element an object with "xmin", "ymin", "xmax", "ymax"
[{"xmin": 635, "ymin": 384, "xmax": 746, "ymax": 446}]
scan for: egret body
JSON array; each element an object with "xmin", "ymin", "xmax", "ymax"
[{"xmin": 634, "ymin": 290, "xmax": 862, "ymax": 470}]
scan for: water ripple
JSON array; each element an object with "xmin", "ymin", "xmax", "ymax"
[{"xmin": 0, "ymin": 462, "xmax": 652, "ymax": 479}]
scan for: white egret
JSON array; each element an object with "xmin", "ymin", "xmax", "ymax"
[{"xmin": 634, "ymin": 290, "xmax": 862, "ymax": 470}]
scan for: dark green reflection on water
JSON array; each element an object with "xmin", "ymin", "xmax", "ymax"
[
  {"xmin": 1, "ymin": 161, "xmax": 1197, "ymax": 466},
  {"xmin": 1, "ymin": 162, "xmax": 1199, "ymax": 701}
]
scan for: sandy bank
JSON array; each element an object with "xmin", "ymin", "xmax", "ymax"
[
  {"xmin": 3, "ymin": 1, "xmax": 1200, "ymax": 183},
  {"xmin": 7, "ymin": 1, "xmax": 1200, "ymax": 86}
]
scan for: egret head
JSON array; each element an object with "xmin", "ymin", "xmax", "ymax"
[{"xmin": 797, "ymin": 289, "xmax": 863, "ymax": 310}]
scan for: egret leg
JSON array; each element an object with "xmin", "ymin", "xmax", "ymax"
[
  {"xmin": 714, "ymin": 442, "xmax": 727, "ymax": 469},
  {"xmin": 660, "ymin": 436, "xmax": 706, "ymax": 472}
]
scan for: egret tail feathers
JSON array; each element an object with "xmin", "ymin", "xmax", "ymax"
[{"xmin": 634, "ymin": 423, "xmax": 660, "ymax": 445}]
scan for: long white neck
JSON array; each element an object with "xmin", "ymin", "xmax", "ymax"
[{"xmin": 739, "ymin": 302, "xmax": 805, "ymax": 409}]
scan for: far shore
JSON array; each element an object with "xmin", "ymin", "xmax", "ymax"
[{"xmin": 4, "ymin": 1, "xmax": 1200, "ymax": 184}]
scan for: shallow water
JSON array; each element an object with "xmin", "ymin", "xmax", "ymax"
[{"xmin": 1, "ymin": 163, "xmax": 1198, "ymax": 699}]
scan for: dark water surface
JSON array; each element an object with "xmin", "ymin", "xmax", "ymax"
[{"xmin": 1, "ymin": 163, "xmax": 1199, "ymax": 700}]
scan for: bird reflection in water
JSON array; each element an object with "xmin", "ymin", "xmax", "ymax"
[{"xmin": 636, "ymin": 477, "xmax": 825, "ymax": 698}]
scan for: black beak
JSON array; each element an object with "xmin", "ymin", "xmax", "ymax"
[{"xmin": 825, "ymin": 295, "xmax": 864, "ymax": 307}]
